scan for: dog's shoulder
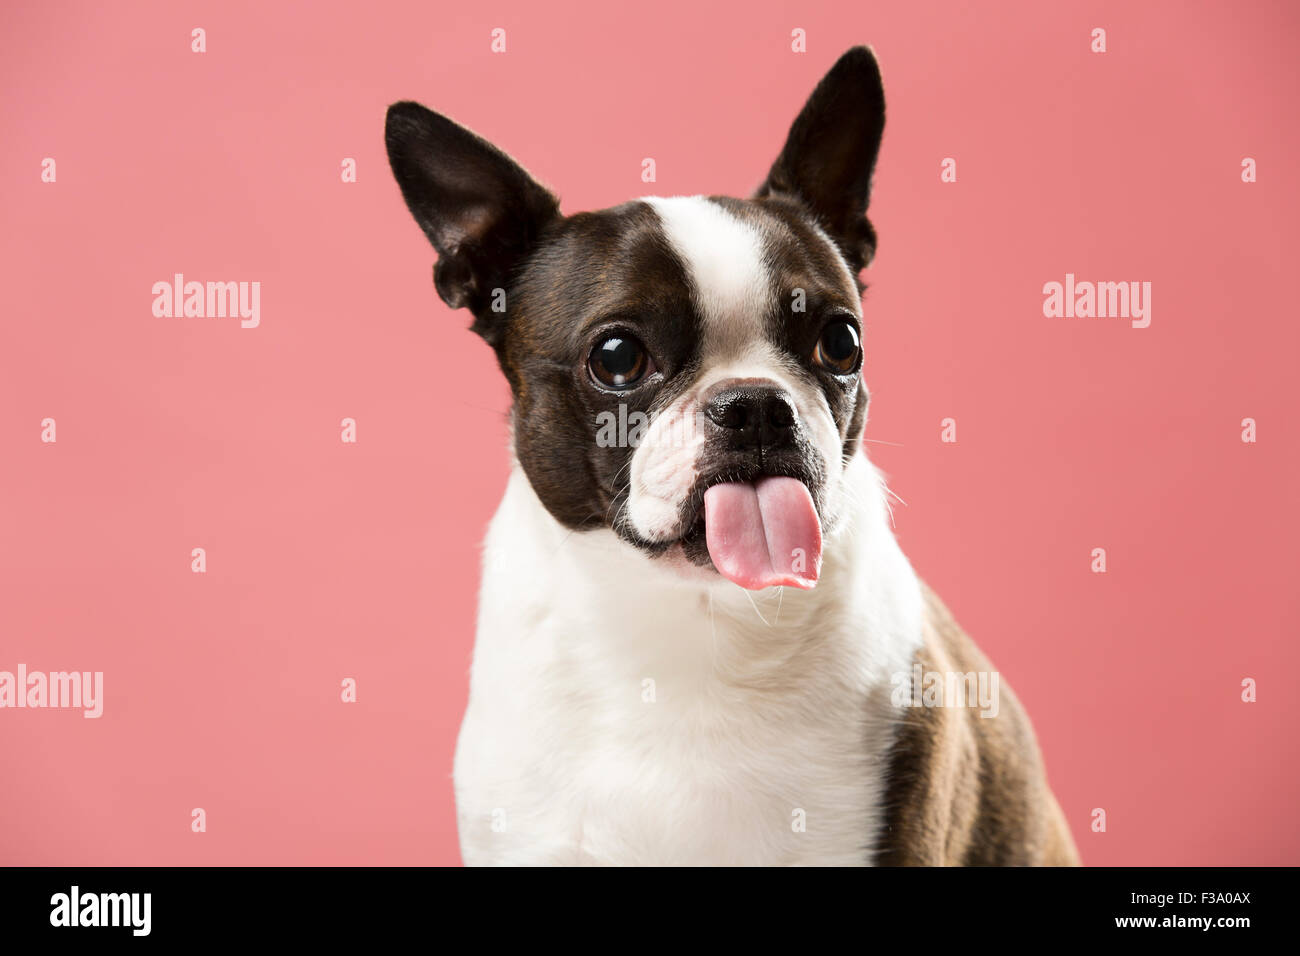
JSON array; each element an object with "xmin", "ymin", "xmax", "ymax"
[{"xmin": 874, "ymin": 583, "xmax": 1080, "ymax": 866}]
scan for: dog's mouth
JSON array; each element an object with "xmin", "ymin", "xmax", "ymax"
[{"xmin": 675, "ymin": 465, "xmax": 823, "ymax": 590}]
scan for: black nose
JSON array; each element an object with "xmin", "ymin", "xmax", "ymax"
[{"xmin": 703, "ymin": 382, "xmax": 797, "ymax": 450}]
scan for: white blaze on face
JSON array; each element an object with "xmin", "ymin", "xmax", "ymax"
[
  {"xmin": 625, "ymin": 196, "xmax": 852, "ymax": 546},
  {"xmin": 642, "ymin": 196, "xmax": 771, "ymax": 354}
]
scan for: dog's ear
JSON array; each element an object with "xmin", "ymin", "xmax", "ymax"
[
  {"xmin": 385, "ymin": 101, "xmax": 560, "ymax": 345},
  {"xmin": 755, "ymin": 46, "xmax": 886, "ymax": 274}
]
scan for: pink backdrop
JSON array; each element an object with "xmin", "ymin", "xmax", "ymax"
[{"xmin": 2, "ymin": 0, "xmax": 1297, "ymax": 866}]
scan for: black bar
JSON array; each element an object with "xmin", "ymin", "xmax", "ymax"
[{"xmin": 0, "ymin": 866, "xmax": 1277, "ymax": 942}]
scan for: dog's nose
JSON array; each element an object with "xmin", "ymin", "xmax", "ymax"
[{"xmin": 703, "ymin": 380, "xmax": 797, "ymax": 450}]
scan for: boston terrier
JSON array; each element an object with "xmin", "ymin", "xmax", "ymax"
[{"xmin": 385, "ymin": 46, "xmax": 1079, "ymax": 866}]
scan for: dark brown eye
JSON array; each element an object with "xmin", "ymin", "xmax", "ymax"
[
  {"xmin": 588, "ymin": 333, "xmax": 652, "ymax": 389},
  {"xmin": 812, "ymin": 319, "xmax": 861, "ymax": 374}
]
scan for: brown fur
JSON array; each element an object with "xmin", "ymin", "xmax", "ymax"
[{"xmin": 875, "ymin": 584, "xmax": 1080, "ymax": 866}]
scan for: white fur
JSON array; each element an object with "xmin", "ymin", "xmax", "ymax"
[{"xmin": 455, "ymin": 455, "xmax": 923, "ymax": 865}]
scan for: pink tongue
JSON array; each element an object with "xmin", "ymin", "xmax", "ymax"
[{"xmin": 703, "ymin": 477, "xmax": 822, "ymax": 590}]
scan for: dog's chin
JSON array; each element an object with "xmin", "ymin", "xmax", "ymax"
[
  {"xmin": 654, "ymin": 543, "xmax": 729, "ymax": 586},
  {"xmin": 678, "ymin": 515, "xmax": 713, "ymax": 567},
  {"xmin": 610, "ymin": 509, "xmax": 712, "ymax": 575}
]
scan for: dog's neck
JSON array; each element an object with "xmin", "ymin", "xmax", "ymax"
[
  {"xmin": 463, "ymin": 444, "xmax": 929, "ymax": 867},
  {"xmin": 478, "ymin": 451, "xmax": 925, "ymax": 692}
]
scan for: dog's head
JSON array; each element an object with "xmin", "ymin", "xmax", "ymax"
[{"xmin": 385, "ymin": 47, "xmax": 885, "ymax": 590}]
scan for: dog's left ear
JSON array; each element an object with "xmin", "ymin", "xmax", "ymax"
[{"xmin": 756, "ymin": 46, "xmax": 886, "ymax": 274}]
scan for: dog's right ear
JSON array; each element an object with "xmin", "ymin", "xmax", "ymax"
[
  {"xmin": 385, "ymin": 102, "xmax": 560, "ymax": 345},
  {"xmin": 755, "ymin": 46, "xmax": 885, "ymax": 275}
]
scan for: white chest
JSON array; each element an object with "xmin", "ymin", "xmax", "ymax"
[{"xmin": 453, "ymin": 465, "xmax": 921, "ymax": 866}]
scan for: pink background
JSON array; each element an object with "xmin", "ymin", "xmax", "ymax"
[{"xmin": 2, "ymin": 0, "xmax": 1297, "ymax": 866}]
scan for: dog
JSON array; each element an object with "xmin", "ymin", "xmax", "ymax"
[{"xmin": 385, "ymin": 46, "xmax": 1079, "ymax": 866}]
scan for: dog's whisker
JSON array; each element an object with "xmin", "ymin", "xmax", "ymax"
[
  {"xmin": 549, "ymin": 511, "xmax": 603, "ymax": 558},
  {"xmin": 743, "ymin": 587, "xmax": 771, "ymax": 627}
]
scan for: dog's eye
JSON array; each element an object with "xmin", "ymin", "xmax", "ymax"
[
  {"xmin": 812, "ymin": 319, "xmax": 861, "ymax": 374},
  {"xmin": 588, "ymin": 333, "xmax": 653, "ymax": 389}
]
